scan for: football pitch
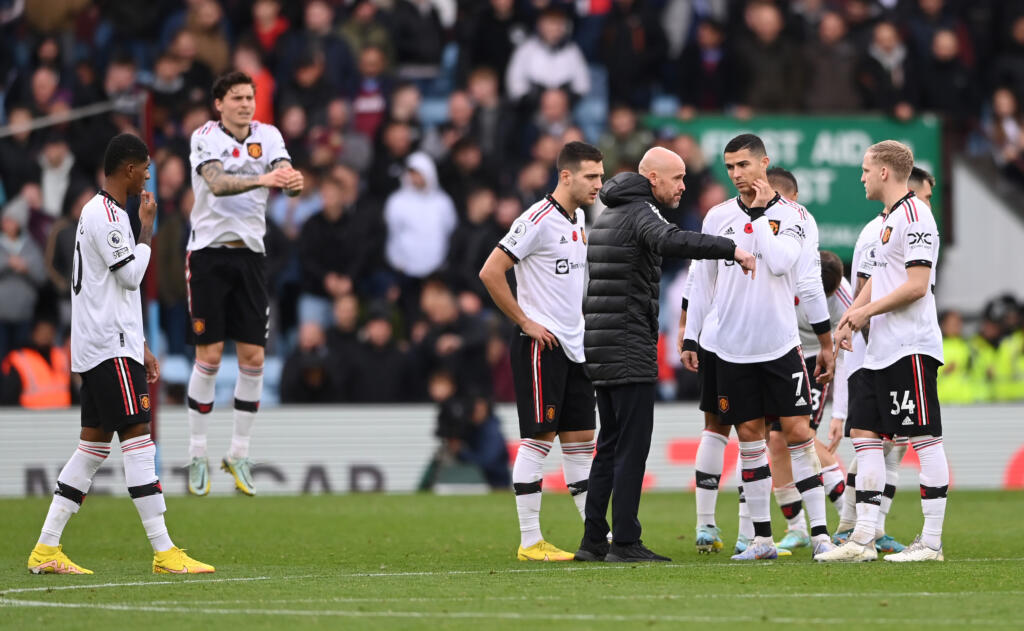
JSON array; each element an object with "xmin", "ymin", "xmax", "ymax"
[{"xmin": 1, "ymin": 490, "xmax": 1022, "ymax": 629}]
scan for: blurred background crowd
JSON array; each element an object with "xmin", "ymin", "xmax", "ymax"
[{"xmin": 0, "ymin": 0, "xmax": 1023, "ymax": 420}]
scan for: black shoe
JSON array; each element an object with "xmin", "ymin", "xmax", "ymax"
[
  {"xmin": 605, "ymin": 541, "xmax": 672, "ymax": 563},
  {"xmin": 574, "ymin": 538, "xmax": 610, "ymax": 561}
]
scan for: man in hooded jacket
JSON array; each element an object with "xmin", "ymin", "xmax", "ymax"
[{"xmin": 576, "ymin": 147, "xmax": 755, "ymax": 562}]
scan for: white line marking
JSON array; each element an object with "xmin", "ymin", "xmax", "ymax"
[{"xmin": 0, "ymin": 575, "xmax": 312, "ymax": 595}]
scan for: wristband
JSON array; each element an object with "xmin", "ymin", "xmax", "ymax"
[
  {"xmin": 680, "ymin": 297, "xmax": 689, "ymax": 311},
  {"xmin": 682, "ymin": 339, "xmax": 698, "ymax": 353},
  {"xmin": 811, "ymin": 320, "xmax": 832, "ymax": 336}
]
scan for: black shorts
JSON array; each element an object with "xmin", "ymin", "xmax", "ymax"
[
  {"xmin": 697, "ymin": 345, "xmax": 720, "ymax": 414},
  {"xmin": 510, "ymin": 331, "xmax": 596, "ymax": 438},
  {"xmin": 848, "ymin": 354, "xmax": 942, "ymax": 438},
  {"xmin": 770, "ymin": 353, "xmax": 829, "ymax": 432},
  {"xmin": 843, "ymin": 368, "xmax": 871, "ymax": 438},
  {"xmin": 80, "ymin": 357, "xmax": 151, "ymax": 432},
  {"xmin": 186, "ymin": 247, "xmax": 269, "ymax": 347},
  {"xmin": 716, "ymin": 347, "xmax": 812, "ymax": 425}
]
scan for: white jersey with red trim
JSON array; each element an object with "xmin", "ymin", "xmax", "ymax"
[
  {"xmin": 188, "ymin": 120, "xmax": 291, "ymax": 253},
  {"xmin": 498, "ymin": 195, "xmax": 588, "ymax": 363},
  {"xmin": 684, "ymin": 194, "xmax": 811, "ymax": 363},
  {"xmin": 798, "ymin": 277, "xmax": 854, "ymax": 355},
  {"xmin": 70, "ymin": 192, "xmax": 149, "ymax": 372},
  {"xmin": 860, "ymin": 193, "xmax": 943, "ymax": 369},
  {"xmin": 681, "ymin": 259, "xmax": 719, "ymax": 352}
]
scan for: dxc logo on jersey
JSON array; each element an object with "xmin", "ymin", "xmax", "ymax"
[{"xmin": 908, "ymin": 232, "xmax": 932, "ymax": 246}]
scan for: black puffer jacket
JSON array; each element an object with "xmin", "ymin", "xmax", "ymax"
[{"xmin": 584, "ymin": 173, "xmax": 736, "ymax": 386}]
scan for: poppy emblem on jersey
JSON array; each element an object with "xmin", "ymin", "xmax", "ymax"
[
  {"xmin": 139, "ymin": 394, "xmax": 151, "ymax": 411},
  {"xmin": 572, "ymin": 231, "xmax": 578, "ymax": 241},
  {"xmin": 718, "ymin": 396, "xmax": 729, "ymax": 413},
  {"xmin": 192, "ymin": 319, "xmax": 206, "ymax": 335},
  {"xmin": 545, "ymin": 405, "xmax": 556, "ymax": 421},
  {"xmin": 881, "ymin": 226, "xmax": 893, "ymax": 244},
  {"xmin": 247, "ymin": 143, "xmax": 262, "ymax": 159},
  {"xmin": 232, "ymin": 147, "xmax": 240, "ymax": 158},
  {"xmin": 769, "ymin": 220, "xmax": 780, "ymax": 235},
  {"xmin": 107, "ymin": 230, "xmax": 124, "ymax": 248},
  {"xmin": 744, "ymin": 223, "xmax": 753, "ymax": 234}
]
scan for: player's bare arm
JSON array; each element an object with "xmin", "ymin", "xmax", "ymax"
[
  {"xmin": 841, "ymin": 266, "xmax": 929, "ymax": 336},
  {"xmin": 478, "ymin": 248, "xmax": 558, "ymax": 350},
  {"xmin": 272, "ymin": 159, "xmax": 304, "ymax": 197},
  {"xmin": 143, "ymin": 343, "xmax": 160, "ymax": 383},
  {"xmin": 200, "ymin": 160, "xmax": 294, "ymax": 196},
  {"xmin": 813, "ymin": 335, "xmax": 835, "ymax": 384}
]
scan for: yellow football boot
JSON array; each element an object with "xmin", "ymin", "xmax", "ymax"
[{"xmin": 27, "ymin": 543, "xmax": 93, "ymax": 574}]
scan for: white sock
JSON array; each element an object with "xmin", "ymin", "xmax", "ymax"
[
  {"xmin": 229, "ymin": 364, "xmax": 263, "ymax": 459},
  {"xmin": 876, "ymin": 438, "xmax": 907, "ymax": 537},
  {"xmin": 837, "ymin": 457, "xmax": 858, "ymax": 531},
  {"xmin": 736, "ymin": 456, "xmax": 753, "ymax": 539},
  {"xmin": 789, "ymin": 438, "xmax": 828, "ymax": 538},
  {"xmin": 187, "ymin": 359, "xmax": 218, "ymax": 458},
  {"xmin": 513, "ymin": 439, "xmax": 551, "ymax": 548},
  {"xmin": 774, "ymin": 483, "xmax": 807, "ymax": 534},
  {"xmin": 851, "ymin": 438, "xmax": 885, "ymax": 546},
  {"xmin": 561, "ymin": 440, "xmax": 594, "ymax": 521},
  {"xmin": 912, "ymin": 436, "xmax": 948, "ymax": 549},
  {"xmin": 695, "ymin": 431, "xmax": 728, "ymax": 527},
  {"xmin": 39, "ymin": 441, "xmax": 109, "ymax": 546},
  {"xmin": 739, "ymin": 440, "xmax": 772, "ymax": 539},
  {"xmin": 123, "ymin": 435, "xmax": 173, "ymax": 552},
  {"xmin": 822, "ymin": 463, "xmax": 845, "ymax": 514}
]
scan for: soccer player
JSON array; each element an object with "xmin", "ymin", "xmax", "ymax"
[
  {"xmin": 830, "ymin": 165, "xmax": 936, "ymax": 552},
  {"xmin": 479, "ymin": 141, "xmax": 604, "ymax": 561},
  {"xmin": 186, "ymin": 71, "xmax": 303, "ymax": 496},
  {"xmin": 26, "ymin": 133, "xmax": 214, "ymax": 575},
  {"xmin": 818, "ymin": 142, "xmax": 947, "ymax": 563},
  {"xmin": 682, "ymin": 134, "xmax": 836, "ymax": 560}
]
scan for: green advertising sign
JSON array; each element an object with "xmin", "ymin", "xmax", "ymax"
[{"xmin": 644, "ymin": 115, "xmax": 942, "ymax": 261}]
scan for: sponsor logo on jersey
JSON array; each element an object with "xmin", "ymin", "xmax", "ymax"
[
  {"xmin": 908, "ymin": 231, "xmax": 932, "ymax": 246},
  {"xmin": 545, "ymin": 405, "xmax": 556, "ymax": 421},
  {"xmin": 560, "ymin": 236, "xmax": 568, "ymax": 244},
  {"xmin": 881, "ymin": 226, "xmax": 893, "ymax": 244},
  {"xmin": 724, "ymin": 226, "xmax": 735, "ymax": 235},
  {"xmin": 221, "ymin": 149, "xmax": 231, "ymax": 158},
  {"xmin": 718, "ymin": 396, "xmax": 729, "ymax": 413},
  {"xmin": 247, "ymin": 143, "xmax": 263, "ymax": 159},
  {"xmin": 768, "ymin": 220, "xmax": 780, "ymax": 235},
  {"xmin": 555, "ymin": 259, "xmax": 570, "ymax": 274},
  {"xmin": 139, "ymin": 394, "xmax": 151, "ymax": 411},
  {"xmin": 192, "ymin": 318, "xmax": 206, "ymax": 335}
]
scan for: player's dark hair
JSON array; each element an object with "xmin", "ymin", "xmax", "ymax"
[
  {"xmin": 103, "ymin": 132, "xmax": 149, "ymax": 176},
  {"xmin": 212, "ymin": 71, "xmax": 255, "ymax": 101},
  {"xmin": 723, "ymin": 133, "xmax": 766, "ymax": 157},
  {"xmin": 766, "ymin": 167, "xmax": 798, "ymax": 196},
  {"xmin": 557, "ymin": 141, "xmax": 603, "ymax": 173},
  {"xmin": 819, "ymin": 250, "xmax": 845, "ymax": 297},
  {"xmin": 909, "ymin": 166, "xmax": 935, "ymax": 188}
]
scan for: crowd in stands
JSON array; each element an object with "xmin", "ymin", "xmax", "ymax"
[{"xmin": 1, "ymin": 0, "xmax": 1024, "ymax": 412}]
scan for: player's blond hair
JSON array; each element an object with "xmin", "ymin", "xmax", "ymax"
[{"xmin": 866, "ymin": 140, "xmax": 914, "ymax": 181}]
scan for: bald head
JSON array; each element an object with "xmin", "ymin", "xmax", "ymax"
[{"xmin": 638, "ymin": 147, "xmax": 686, "ymax": 208}]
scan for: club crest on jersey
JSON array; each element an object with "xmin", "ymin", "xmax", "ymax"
[
  {"xmin": 768, "ymin": 220, "xmax": 780, "ymax": 235},
  {"xmin": 139, "ymin": 394, "xmax": 151, "ymax": 411},
  {"xmin": 192, "ymin": 319, "xmax": 206, "ymax": 335},
  {"xmin": 718, "ymin": 396, "xmax": 730, "ymax": 413},
  {"xmin": 247, "ymin": 143, "xmax": 262, "ymax": 159},
  {"xmin": 881, "ymin": 226, "xmax": 893, "ymax": 244},
  {"xmin": 545, "ymin": 405, "xmax": 556, "ymax": 421}
]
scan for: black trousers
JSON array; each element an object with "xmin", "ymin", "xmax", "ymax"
[{"xmin": 583, "ymin": 382, "xmax": 655, "ymax": 545}]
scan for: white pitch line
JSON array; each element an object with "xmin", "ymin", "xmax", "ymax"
[
  {"xmin": 1, "ymin": 600, "xmax": 1018, "ymax": 627},
  {"xmin": 0, "ymin": 574, "xmax": 312, "ymax": 595}
]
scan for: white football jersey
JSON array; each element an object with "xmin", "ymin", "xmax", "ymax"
[
  {"xmin": 70, "ymin": 192, "xmax": 150, "ymax": 372},
  {"xmin": 860, "ymin": 193, "xmax": 943, "ymax": 369},
  {"xmin": 498, "ymin": 195, "xmax": 588, "ymax": 363},
  {"xmin": 188, "ymin": 120, "xmax": 291, "ymax": 253},
  {"xmin": 684, "ymin": 195, "xmax": 810, "ymax": 363},
  {"xmin": 681, "ymin": 259, "xmax": 719, "ymax": 353},
  {"xmin": 798, "ymin": 277, "xmax": 854, "ymax": 355}
]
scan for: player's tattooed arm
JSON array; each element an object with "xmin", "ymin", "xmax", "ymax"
[
  {"xmin": 200, "ymin": 161, "xmax": 295, "ymax": 196},
  {"xmin": 273, "ymin": 159, "xmax": 304, "ymax": 197}
]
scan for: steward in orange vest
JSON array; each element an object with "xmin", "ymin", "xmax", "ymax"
[{"xmin": 1, "ymin": 320, "xmax": 71, "ymax": 408}]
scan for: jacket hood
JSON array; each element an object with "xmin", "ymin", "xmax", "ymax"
[
  {"xmin": 599, "ymin": 172, "xmax": 654, "ymax": 207},
  {"xmin": 402, "ymin": 151, "xmax": 440, "ymax": 192}
]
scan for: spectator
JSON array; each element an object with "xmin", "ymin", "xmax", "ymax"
[
  {"xmin": 0, "ymin": 197, "xmax": 46, "ymax": 358},
  {"xmin": 855, "ymin": 21, "xmax": 917, "ymax": 119},
  {"xmin": 154, "ymin": 155, "xmax": 191, "ymax": 355},
  {"xmin": 466, "ymin": 67, "xmax": 513, "ymax": 164},
  {"xmin": 446, "ymin": 186, "xmax": 503, "ymax": 299},
  {"xmin": 338, "ymin": 0, "xmax": 395, "ymax": 70},
  {"xmin": 438, "ymin": 138, "xmax": 497, "ymax": 216},
  {"xmin": 297, "ymin": 172, "xmax": 375, "ymax": 328},
  {"xmin": 350, "ymin": 304, "xmax": 417, "ymax": 402},
  {"xmin": 368, "ymin": 120, "xmax": 415, "ymax": 199},
  {"xmin": 326, "ymin": 293, "xmax": 362, "ymax": 359},
  {"xmin": 733, "ymin": 0, "xmax": 804, "ymax": 113},
  {"xmin": 430, "ymin": 369, "xmax": 511, "ymax": 489},
  {"xmin": 0, "ymin": 107, "xmax": 41, "ymax": 200},
  {"xmin": 384, "ymin": 153, "xmax": 457, "ymax": 308},
  {"xmin": 970, "ymin": 297, "xmax": 1014, "ymax": 402},
  {"xmin": 248, "ymin": 0, "xmax": 290, "ymax": 65},
  {"xmin": 0, "ymin": 319, "xmax": 70, "ymax": 408},
  {"xmin": 44, "ymin": 181, "xmax": 92, "ymax": 334},
  {"xmin": 504, "ymin": 8, "xmax": 590, "ymax": 104},
  {"xmin": 386, "ymin": 82, "xmax": 425, "ymax": 148},
  {"xmin": 485, "ymin": 332, "xmax": 515, "ymax": 402},
  {"xmin": 416, "ymin": 277, "xmax": 491, "ymax": 397},
  {"xmin": 182, "ymin": 0, "xmax": 230, "ymax": 75},
  {"xmin": 167, "ymin": 29, "xmax": 214, "ymax": 99},
  {"xmin": 309, "ymin": 98, "xmax": 373, "ymax": 174},
  {"xmin": 148, "ymin": 53, "xmax": 193, "ymax": 135},
  {"xmin": 915, "ymin": 29, "xmax": 975, "ymax": 126},
  {"xmin": 984, "ymin": 87, "xmax": 1024, "ymax": 185},
  {"xmin": 937, "ymin": 309, "xmax": 973, "ymax": 404},
  {"xmin": 422, "ymin": 89, "xmax": 475, "ymax": 161},
  {"xmin": 280, "ymin": 322, "xmax": 340, "ymax": 403},
  {"xmin": 597, "ymin": 104, "xmax": 654, "ymax": 172},
  {"xmin": 991, "ymin": 15, "xmax": 1024, "ymax": 103},
  {"xmin": 277, "ymin": 103, "xmax": 312, "ymax": 169},
  {"xmin": 458, "ymin": 0, "xmax": 527, "ymax": 84},
  {"xmin": 520, "ymin": 88, "xmax": 574, "ymax": 158},
  {"xmin": 804, "ymin": 12, "xmax": 861, "ymax": 112},
  {"xmin": 37, "ymin": 135, "xmax": 76, "ymax": 219},
  {"xmin": 995, "ymin": 309, "xmax": 1024, "ymax": 402},
  {"xmin": 352, "ymin": 44, "xmax": 394, "ymax": 140},
  {"xmin": 233, "ymin": 39, "xmax": 277, "ymax": 126},
  {"xmin": 906, "ymin": 0, "xmax": 973, "ymax": 66},
  {"xmin": 278, "ymin": 47, "xmax": 335, "ymax": 127},
  {"xmin": 277, "ymin": 0, "xmax": 357, "ymax": 99},
  {"xmin": 599, "ymin": 0, "xmax": 667, "ymax": 110},
  {"xmin": 268, "ymin": 164, "xmax": 320, "ymax": 241},
  {"xmin": 392, "ymin": 0, "xmax": 446, "ymax": 86}
]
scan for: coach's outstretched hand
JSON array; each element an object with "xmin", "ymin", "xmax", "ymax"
[{"xmin": 733, "ymin": 246, "xmax": 756, "ymax": 278}]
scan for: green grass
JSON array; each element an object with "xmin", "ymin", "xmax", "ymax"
[{"xmin": 2, "ymin": 490, "xmax": 1023, "ymax": 629}]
